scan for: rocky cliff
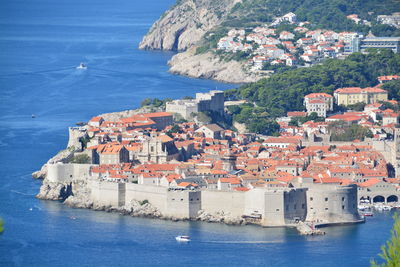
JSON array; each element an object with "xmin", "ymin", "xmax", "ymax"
[
  {"xmin": 139, "ymin": 0, "xmax": 239, "ymax": 51},
  {"xmin": 168, "ymin": 47, "xmax": 260, "ymax": 83},
  {"xmin": 139, "ymin": 0, "xmax": 266, "ymax": 83}
]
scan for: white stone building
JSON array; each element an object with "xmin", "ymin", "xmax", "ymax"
[{"xmin": 304, "ymin": 93, "xmax": 334, "ymax": 117}]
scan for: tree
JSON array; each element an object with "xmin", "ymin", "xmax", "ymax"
[
  {"xmin": 371, "ymin": 213, "xmax": 400, "ymax": 267},
  {"xmin": 247, "ymin": 118, "xmax": 280, "ymax": 135},
  {"xmin": 0, "ymin": 218, "xmax": 4, "ymax": 234},
  {"xmin": 140, "ymin": 98, "xmax": 152, "ymax": 107},
  {"xmin": 70, "ymin": 154, "xmax": 91, "ymax": 164},
  {"xmin": 166, "ymin": 124, "xmax": 182, "ymax": 137}
]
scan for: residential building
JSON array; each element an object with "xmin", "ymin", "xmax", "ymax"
[
  {"xmin": 334, "ymin": 87, "xmax": 388, "ymax": 106},
  {"xmin": 304, "ymin": 93, "xmax": 334, "ymax": 117},
  {"xmin": 360, "ymin": 37, "xmax": 400, "ymax": 53}
]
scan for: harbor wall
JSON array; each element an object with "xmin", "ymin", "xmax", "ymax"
[
  {"xmin": 87, "ymin": 180, "xmax": 360, "ymax": 225},
  {"xmin": 306, "ymin": 184, "xmax": 360, "ymax": 223},
  {"xmin": 201, "ymin": 190, "xmax": 245, "ymax": 217}
]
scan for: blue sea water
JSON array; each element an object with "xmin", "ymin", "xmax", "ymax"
[{"xmin": 0, "ymin": 0, "xmax": 396, "ymax": 266}]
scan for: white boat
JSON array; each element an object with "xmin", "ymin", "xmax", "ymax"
[
  {"xmin": 76, "ymin": 63, "xmax": 87, "ymax": 69},
  {"xmin": 361, "ymin": 211, "xmax": 373, "ymax": 217},
  {"xmin": 175, "ymin": 235, "xmax": 190, "ymax": 242}
]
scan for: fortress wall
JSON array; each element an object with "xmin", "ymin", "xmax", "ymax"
[
  {"xmin": 306, "ymin": 184, "xmax": 359, "ymax": 223},
  {"xmin": 283, "ymin": 188, "xmax": 307, "ymax": 224},
  {"xmin": 125, "ymin": 183, "xmax": 168, "ymax": 213},
  {"xmin": 47, "ymin": 163, "xmax": 93, "ymax": 183},
  {"xmin": 67, "ymin": 127, "xmax": 86, "ymax": 150},
  {"xmin": 263, "ymin": 190, "xmax": 285, "ymax": 226},
  {"xmin": 90, "ymin": 180, "xmax": 121, "ymax": 207},
  {"xmin": 166, "ymin": 191, "xmax": 201, "ymax": 219},
  {"xmin": 201, "ymin": 190, "xmax": 245, "ymax": 217}
]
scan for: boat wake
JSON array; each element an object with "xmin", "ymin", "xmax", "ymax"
[
  {"xmin": 11, "ymin": 190, "xmax": 36, "ymax": 196},
  {"xmin": 203, "ymin": 240, "xmax": 284, "ymax": 244}
]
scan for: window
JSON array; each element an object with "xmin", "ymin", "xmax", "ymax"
[
  {"xmin": 196, "ymin": 198, "xmax": 199, "ymax": 201},
  {"xmin": 310, "ymin": 197, "xmax": 313, "ymax": 201},
  {"xmin": 181, "ymin": 199, "xmax": 183, "ymax": 201},
  {"xmin": 325, "ymin": 208, "xmax": 329, "ymax": 210},
  {"xmin": 342, "ymin": 197, "xmax": 345, "ymax": 201},
  {"xmin": 294, "ymin": 204, "xmax": 297, "ymax": 210},
  {"xmin": 342, "ymin": 205, "xmax": 345, "ymax": 210},
  {"xmin": 325, "ymin": 197, "xmax": 328, "ymax": 201},
  {"xmin": 302, "ymin": 204, "xmax": 305, "ymax": 209},
  {"xmin": 151, "ymin": 146, "xmax": 154, "ymax": 152},
  {"xmin": 276, "ymin": 209, "xmax": 280, "ymax": 211},
  {"xmin": 286, "ymin": 205, "xmax": 289, "ymax": 211}
]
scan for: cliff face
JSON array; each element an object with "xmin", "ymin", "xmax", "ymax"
[
  {"xmin": 140, "ymin": 0, "xmax": 264, "ymax": 83},
  {"xmin": 139, "ymin": 0, "xmax": 240, "ymax": 51},
  {"xmin": 168, "ymin": 47, "xmax": 260, "ymax": 83}
]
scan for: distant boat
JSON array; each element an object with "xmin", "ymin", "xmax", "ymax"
[
  {"xmin": 31, "ymin": 114, "xmax": 36, "ymax": 118},
  {"xmin": 361, "ymin": 211, "xmax": 373, "ymax": 217},
  {"xmin": 76, "ymin": 63, "xmax": 87, "ymax": 69},
  {"xmin": 175, "ymin": 235, "xmax": 190, "ymax": 242}
]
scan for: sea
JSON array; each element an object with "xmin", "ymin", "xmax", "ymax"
[{"xmin": 0, "ymin": 0, "xmax": 396, "ymax": 266}]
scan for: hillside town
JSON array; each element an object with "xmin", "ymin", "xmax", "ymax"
[
  {"xmin": 38, "ymin": 75, "xmax": 400, "ymax": 229},
  {"xmin": 216, "ymin": 12, "xmax": 400, "ymax": 71}
]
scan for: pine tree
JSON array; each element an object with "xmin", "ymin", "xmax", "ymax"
[{"xmin": 371, "ymin": 213, "xmax": 400, "ymax": 267}]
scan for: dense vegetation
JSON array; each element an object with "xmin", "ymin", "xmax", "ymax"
[
  {"xmin": 229, "ymin": 49, "xmax": 400, "ymax": 118},
  {"xmin": 70, "ymin": 154, "xmax": 91, "ymax": 164},
  {"xmin": 227, "ymin": 0, "xmax": 400, "ymax": 35},
  {"xmin": 220, "ymin": 49, "xmax": 400, "ymax": 134},
  {"xmin": 196, "ymin": 0, "xmax": 400, "ymax": 53},
  {"xmin": 329, "ymin": 121, "xmax": 373, "ymax": 141}
]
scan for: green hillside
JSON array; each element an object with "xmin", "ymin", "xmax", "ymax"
[
  {"xmin": 225, "ymin": 49, "xmax": 400, "ymax": 134},
  {"xmin": 198, "ymin": 0, "xmax": 400, "ymax": 52}
]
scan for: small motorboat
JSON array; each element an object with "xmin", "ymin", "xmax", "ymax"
[
  {"xmin": 31, "ymin": 114, "xmax": 36, "ymax": 118},
  {"xmin": 76, "ymin": 63, "xmax": 87, "ymax": 69},
  {"xmin": 175, "ymin": 235, "xmax": 190, "ymax": 242},
  {"xmin": 361, "ymin": 211, "xmax": 373, "ymax": 217}
]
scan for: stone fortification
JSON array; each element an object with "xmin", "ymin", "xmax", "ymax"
[
  {"xmin": 305, "ymin": 184, "xmax": 361, "ymax": 224},
  {"xmin": 37, "ymin": 163, "xmax": 361, "ymax": 228}
]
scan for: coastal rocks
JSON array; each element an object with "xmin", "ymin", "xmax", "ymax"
[
  {"xmin": 139, "ymin": 0, "xmax": 240, "ymax": 51},
  {"xmin": 36, "ymin": 180, "xmax": 71, "ymax": 201},
  {"xmin": 64, "ymin": 181, "xmax": 93, "ymax": 209},
  {"xmin": 296, "ymin": 222, "xmax": 325, "ymax": 235},
  {"xmin": 123, "ymin": 200, "xmax": 163, "ymax": 218},
  {"xmin": 197, "ymin": 210, "xmax": 245, "ymax": 225},
  {"xmin": 168, "ymin": 48, "xmax": 260, "ymax": 83}
]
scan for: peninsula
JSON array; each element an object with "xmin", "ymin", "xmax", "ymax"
[{"xmin": 34, "ymin": 85, "xmax": 400, "ymax": 231}]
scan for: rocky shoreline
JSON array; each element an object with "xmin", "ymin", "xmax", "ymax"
[
  {"xmin": 139, "ymin": 0, "xmax": 264, "ymax": 84},
  {"xmin": 168, "ymin": 48, "xmax": 260, "ymax": 83}
]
